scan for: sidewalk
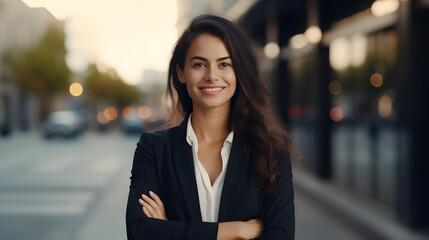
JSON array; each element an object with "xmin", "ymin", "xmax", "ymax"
[
  {"xmin": 295, "ymin": 187, "xmax": 364, "ymax": 240},
  {"xmin": 293, "ymin": 168, "xmax": 429, "ymax": 240}
]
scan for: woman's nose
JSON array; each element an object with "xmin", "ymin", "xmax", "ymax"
[{"xmin": 205, "ymin": 66, "xmax": 218, "ymax": 82}]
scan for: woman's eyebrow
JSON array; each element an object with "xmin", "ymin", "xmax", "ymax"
[
  {"xmin": 190, "ymin": 56, "xmax": 231, "ymax": 61},
  {"xmin": 217, "ymin": 56, "xmax": 231, "ymax": 61},
  {"xmin": 190, "ymin": 56, "xmax": 207, "ymax": 61}
]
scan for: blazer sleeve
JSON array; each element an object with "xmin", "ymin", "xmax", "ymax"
[
  {"xmin": 255, "ymin": 154, "xmax": 295, "ymax": 240},
  {"xmin": 126, "ymin": 132, "xmax": 219, "ymax": 240}
]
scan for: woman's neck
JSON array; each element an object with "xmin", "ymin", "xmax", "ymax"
[{"xmin": 191, "ymin": 105, "xmax": 230, "ymax": 144}]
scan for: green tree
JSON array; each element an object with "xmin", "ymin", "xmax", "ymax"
[
  {"xmin": 84, "ymin": 64, "xmax": 140, "ymax": 108},
  {"xmin": 4, "ymin": 24, "xmax": 70, "ymax": 119}
]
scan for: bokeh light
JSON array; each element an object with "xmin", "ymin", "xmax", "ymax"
[
  {"xmin": 329, "ymin": 37, "xmax": 350, "ymax": 71},
  {"xmin": 138, "ymin": 105, "xmax": 151, "ymax": 119},
  {"xmin": 264, "ymin": 42, "xmax": 280, "ymax": 59},
  {"xmin": 329, "ymin": 81, "xmax": 342, "ymax": 95},
  {"xmin": 288, "ymin": 105, "xmax": 302, "ymax": 119},
  {"xmin": 104, "ymin": 106, "xmax": 117, "ymax": 121},
  {"xmin": 371, "ymin": 0, "xmax": 400, "ymax": 17},
  {"xmin": 122, "ymin": 106, "xmax": 136, "ymax": 120},
  {"xmin": 69, "ymin": 83, "xmax": 83, "ymax": 97},
  {"xmin": 378, "ymin": 94, "xmax": 393, "ymax": 118},
  {"xmin": 290, "ymin": 34, "xmax": 308, "ymax": 49},
  {"xmin": 350, "ymin": 34, "xmax": 367, "ymax": 67},
  {"xmin": 97, "ymin": 111, "xmax": 109, "ymax": 124},
  {"xmin": 330, "ymin": 107, "xmax": 343, "ymax": 122},
  {"xmin": 305, "ymin": 26, "xmax": 322, "ymax": 44},
  {"xmin": 370, "ymin": 73, "xmax": 384, "ymax": 87}
]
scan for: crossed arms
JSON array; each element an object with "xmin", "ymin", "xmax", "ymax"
[{"xmin": 126, "ymin": 132, "xmax": 295, "ymax": 240}]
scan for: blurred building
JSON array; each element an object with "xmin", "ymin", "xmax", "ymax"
[
  {"xmin": 177, "ymin": 0, "xmax": 429, "ymax": 235},
  {"xmin": 0, "ymin": 0, "xmax": 61, "ymax": 135},
  {"xmin": 175, "ymin": 0, "xmax": 257, "ymax": 33}
]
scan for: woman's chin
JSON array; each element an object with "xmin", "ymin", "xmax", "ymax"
[{"xmin": 193, "ymin": 101, "xmax": 231, "ymax": 111}]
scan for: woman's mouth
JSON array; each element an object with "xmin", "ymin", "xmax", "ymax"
[{"xmin": 199, "ymin": 87, "xmax": 225, "ymax": 95}]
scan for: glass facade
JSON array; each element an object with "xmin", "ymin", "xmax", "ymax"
[{"xmin": 287, "ymin": 25, "xmax": 413, "ymax": 211}]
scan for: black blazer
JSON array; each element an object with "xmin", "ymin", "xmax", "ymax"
[{"xmin": 126, "ymin": 116, "xmax": 295, "ymax": 240}]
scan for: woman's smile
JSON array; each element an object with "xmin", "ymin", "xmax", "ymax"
[{"xmin": 199, "ymin": 86, "xmax": 226, "ymax": 95}]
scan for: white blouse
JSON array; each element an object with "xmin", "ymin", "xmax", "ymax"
[{"xmin": 186, "ymin": 114, "xmax": 234, "ymax": 222}]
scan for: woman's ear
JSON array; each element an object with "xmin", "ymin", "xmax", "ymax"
[{"xmin": 176, "ymin": 65, "xmax": 185, "ymax": 84}]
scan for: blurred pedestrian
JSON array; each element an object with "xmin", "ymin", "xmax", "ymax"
[{"xmin": 126, "ymin": 14, "xmax": 295, "ymax": 240}]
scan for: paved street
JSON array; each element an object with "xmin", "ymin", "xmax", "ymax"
[
  {"xmin": 0, "ymin": 131, "xmax": 365, "ymax": 240},
  {"xmin": 0, "ymin": 131, "xmax": 138, "ymax": 240}
]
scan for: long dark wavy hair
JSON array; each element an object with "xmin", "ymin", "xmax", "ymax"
[{"xmin": 166, "ymin": 14, "xmax": 292, "ymax": 194}]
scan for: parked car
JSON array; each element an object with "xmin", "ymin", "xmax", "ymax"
[
  {"xmin": 41, "ymin": 111, "xmax": 84, "ymax": 139},
  {"xmin": 122, "ymin": 117, "xmax": 165, "ymax": 135},
  {"xmin": 122, "ymin": 117, "xmax": 144, "ymax": 135}
]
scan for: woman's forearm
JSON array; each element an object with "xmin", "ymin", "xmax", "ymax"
[
  {"xmin": 218, "ymin": 219, "xmax": 263, "ymax": 240},
  {"xmin": 139, "ymin": 192, "xmax": 263, "ymax": 240},
  {"xmin": 217, "ymin": 221, "xmax": 243, "ymax": 240}
]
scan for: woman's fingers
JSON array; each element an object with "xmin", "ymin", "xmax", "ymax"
[
  {"xmin": 142, "ymin": 205, "xmax": 151, "ymax": 218},
  {"xmin": 149, "ymin": 191, "xmax": 168, "ymax": 219},
  {"xmin": 149, "ymin": 191, "xmax": 164, "ymax": 208},
  {"xmin": 139, "ymin": 198, "xmax": 158, "ymax": 218},
  {"xmin": 142, "ymin": 194, "xmax": 163, "ymax": 217},
  {"xmin": 139, "ymin": 198, "xmax": 151, "ymax": 217},
  {"xmin": 142, "ymin": 194, "xmax": 157, "ymax": 208},
  {"xmin": 138, "ymin": 191, "xmax": 168, "ymax": 220}
]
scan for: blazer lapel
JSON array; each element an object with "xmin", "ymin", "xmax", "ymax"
[
  {"xmin": 172, "ymin": 116, "xmax": 202, "ymax": 221},
  {"xmin": 218, "ymin": 133, "xmax": 248, "ymax": 222}
]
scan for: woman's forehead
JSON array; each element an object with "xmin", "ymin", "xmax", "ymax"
[{"xmin": 186, "ymin": 33, "xmax": 230, "ymax": 59}]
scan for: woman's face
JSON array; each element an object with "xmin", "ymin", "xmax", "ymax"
[{"xmin": 177, "ymin": 33, "xmax": 236, "ymax": 111}]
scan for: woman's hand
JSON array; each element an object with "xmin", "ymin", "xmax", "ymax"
[
  {"xmin": 239, "ymin": 219, "xmax": 263, "ymax": 239},
  {"xmin": 218, "ymin": 219, "xmax": 263, "ymax": 240},
  {"xmin": 139, "ymin": 191, "xmax": 168, "ymax": 220}
]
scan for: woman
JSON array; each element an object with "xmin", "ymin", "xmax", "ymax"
[{"xmin": 126, "ymin": 14, "xmax": 294, "ymax": 240}]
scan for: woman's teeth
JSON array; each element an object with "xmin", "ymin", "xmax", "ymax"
[{"xmin": 201, "ymin": 88, "xmax": 223, "ymax": 92}]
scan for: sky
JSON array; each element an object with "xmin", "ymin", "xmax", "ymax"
[{"xmin": 22, "ymin": 0, "xmax": 178, "ymax": 85}]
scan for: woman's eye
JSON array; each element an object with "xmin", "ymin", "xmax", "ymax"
[
  {"xmin": 220, "ymin": 62, "xmax": 231, "ymax": 67},
  {"xmin": 193, "ymin": 63, "xmax": 205, "ymax": 68}
]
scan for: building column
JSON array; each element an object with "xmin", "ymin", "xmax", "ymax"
[
  {"xmin": 314, "ymin": 44, "xmax": 332, "ymax": 179},
  {"xmin": 396, "ymin": 0, "xmax": 429, "ymax": 229}
]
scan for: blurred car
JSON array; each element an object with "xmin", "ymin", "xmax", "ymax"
[
  {"xmin": 122, "ymin": 117, "xmax": 144, "ymax": 135},
  {"xmin": 41, "ymin": 110, "xmax": 84, "ymax": 139},
  {"xmin": 122, "ymin": 117, "xmax": 165, "ymax": 135}
]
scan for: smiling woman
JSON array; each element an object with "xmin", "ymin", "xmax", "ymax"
[
  {"xmin": 176, "ymin": 33, "xmax": 237, "ymax": 111},
  {"xmin": 126, "ymin": 14, "xmax": 295, "ymax": 240}
]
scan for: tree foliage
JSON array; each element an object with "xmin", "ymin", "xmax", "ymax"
[
  {"xmin": 4, "ymin": 24, "xmax": 70, "ymax": 95},
  {"xmin": 84, "ymin": 64, "xmax": 140, "ymax": 108}
]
